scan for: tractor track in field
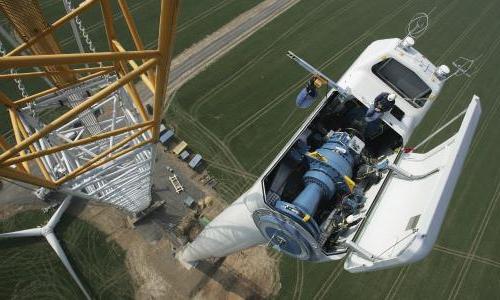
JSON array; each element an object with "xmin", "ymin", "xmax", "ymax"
[
  {"xmin": 384, "ymin": 266, "xmax": 411, "ymax": 300},
  {"xmin": 435, "ymin": 0, "xmax": 494, "ymax": 65},
  {"xmin": 312, "ymin": 262, "xmax": 344, "ymax": 300},
  {"xmin": 278, "ymin": 108, "xmax": 299, "ymax": 132},
  {"xmin": 189, "ymin": 0, "xmax": 339, "ymax": 118},
  {"xmin": 170, "ymin": 111, "xmax": 247, "ymax": 199},
  {"xmin": 464, "ymin": 93, "xmax": 500, "ymax": 165},
  {"xmin": 292, "ymin": 260, "xmax": 304, "ymax": 300},
  {"xmin": 422, "ymin": 6, "xmax": 500, "ymax": 151},
  {"xmin": 203, "ymin": 158, "xmax": 258, "ymax": 181},
  {"xmin": 249, "ymin": 122, "xmax": 300, "ymax": 174},
  {"xmin": 292, "ymin": 260, "xmax": 300, "ymax": 299},
  {"xmin": 297, "ymin": 261, "xmax": 304, "ymax": 300},
  {"xmin": 172, "ymin": 110, "xmax": 223, "ymax": 156},
  {"xmin": 433, "ymin": 245, "xmax": 500, "ymax": 269},
  {"xmin": 417, "ymin": 0, "xmax": 496, "ymax": 150},
  {"xmin": 248, "ymin": 107, "xmax": 315, "ymax": 175},
  {"xmin": 223, "ymin": 0, "xmax": 416, "ymax": 148},
  {"xmin": 174, "ymin": 108, "xmax": 246, "ymax": 173},
  {"xmin": 177, "ymin": 0, "xmax": 234, "ymax": 33},
  {"xmin": 447, "ymin": 176, "xmax": 500, "ymax": 299},
  {"xmin": 144, "ymin": 0, "xmax": 236, "ymax": 49},
  {"xmin": 216, "ymin": 174, "xmax": 243, "ymax": 199},
  {"xmin": 219, "ymin": 185, "xmax": 239, "ymax": 199},
  {"xmin": 432, "ymin": 1, "xmax": 456, "ymax": 21},
  {"xmin": 426, "ymin": 0, "xmax": 461, "ymax": 31}
]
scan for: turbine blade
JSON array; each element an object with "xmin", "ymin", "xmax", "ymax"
[
  {"xmin": 179, "ymin": 196, "xmax": 266, "ymax": 263},
  {"xmin": 0, "ymin": 227, "xmax": 43, "ymax": 238},
  {"xmin": 45, "ymin": 233, "xmax": 91, "ymax": 300},
  {"xmin": 47, "ymin": 195, "xmax": 72, "ymax": 229}
]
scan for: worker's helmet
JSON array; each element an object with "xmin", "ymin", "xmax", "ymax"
[{"xmin": 387, "ymin": 93, "xmax": 396, "ymax": 101}]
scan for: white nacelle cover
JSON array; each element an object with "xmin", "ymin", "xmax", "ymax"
[
  {"xmin": 179, "ymin": 186, "xmax": 267, "ymax": 263},
  {"xmin": 344, "ymin": 96, "xmax": 481, "ymax": 272}
]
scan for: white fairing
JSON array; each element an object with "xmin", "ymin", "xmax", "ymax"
[
  {"xmin": 337, "ymin": 38, "xmax": 444, "ymax": 143},
  {"xmin": 344, "ymin": 96, "xmax": 481, "ymax": 272},
  {"xmin": 179, "ymin": 185, "xmax": 267, "ymax": 263}
]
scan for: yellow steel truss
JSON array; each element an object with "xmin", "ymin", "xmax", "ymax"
[{"xmin": 0, "ymin": 0, "xmax": 179, "ymax": 189}]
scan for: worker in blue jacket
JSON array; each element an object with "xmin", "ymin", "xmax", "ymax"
[{"xmin": 365, "ymin": 92, "xmax": 396, "ymax": 122}]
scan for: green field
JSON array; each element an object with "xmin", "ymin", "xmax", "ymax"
[
  {"xmin": 168, "ymin": 0, "xmax": 500, "ymax": 298},
  {"xmin": 0, "ymin": 210, "xmax": 133, "ymax": 299},
  {"xmin": 42, "ymin": 0, "xmax": 261, "ymax": 56}
]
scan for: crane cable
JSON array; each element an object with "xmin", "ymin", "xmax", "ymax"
[
  {"xmin": 0, "ymin": 38, "xmax": 29, "ymax": 98},
  {"xmin": 63, "ymin": 0, "xmax": 99, "ymax": 58}
]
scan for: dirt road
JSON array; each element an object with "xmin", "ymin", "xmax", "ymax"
[{"xmin": 136, "ymin": 0, "xmax": 300, "ymax": 101}]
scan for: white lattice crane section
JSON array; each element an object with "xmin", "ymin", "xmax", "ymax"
[{"xmin": 0, "ymin": 0, "xmax": 179, "ymax": 215}]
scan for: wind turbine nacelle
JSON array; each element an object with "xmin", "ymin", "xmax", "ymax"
[{"xmin": 180, "ymin": 37, "xmax": 482, "ymax": 274}]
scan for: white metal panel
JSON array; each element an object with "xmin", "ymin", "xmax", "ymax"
[
  {"xmin": 337, "ymin": 38, "xmax": 445, "ymax": 143},
  {"xmin": 344, "ymin": 96, "xmax": 481, "ymax": 272},
  {"xmin": 22, "ymin": 78, "xmax": 155, "ymax": 214},
  {"xmin": 179, "ymin": 185, "xmax": 267, "ymax": 263}
]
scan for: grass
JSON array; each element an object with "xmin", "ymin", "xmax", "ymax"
[
  {"xmin": 0, "ymin": 210, "xmax": 134, "ymax": 299},
  {"xmin": 167, "ymin": 0, "xmax": 500, "ymax": 298}
]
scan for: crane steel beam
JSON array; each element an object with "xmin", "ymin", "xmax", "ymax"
[
  {"xmin": 0, "ymin": 66, "xmax": 116, "ymax": 80},
  {"xmin": 0, "ymin": 0, "xmax": 179, "ymax": 215},
  {"xmin": 0, "ymin": 50, "xmax": 160, "ymax": 69}
]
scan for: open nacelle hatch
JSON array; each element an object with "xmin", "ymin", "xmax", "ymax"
[{"xmin": 344, "ymin": 96, "xmax": 481, "ymax": 272}]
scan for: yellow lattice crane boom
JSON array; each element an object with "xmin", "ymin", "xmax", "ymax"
[{"xmin": 0, "ymin": 0, "xmax": 179, "ymax": 213}]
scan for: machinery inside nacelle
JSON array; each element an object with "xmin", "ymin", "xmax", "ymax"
[{"xmin": 259, "ymin": 94, "xmax": 403, "ymax": 259}]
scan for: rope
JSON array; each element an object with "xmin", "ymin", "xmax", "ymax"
[
  {"xmin": 0, "ymin": 39, "xmax": 29, "ymax": 98},
  {"xmin": 63, "ymin": 0, "xmax": 102, "ymax": 67}
]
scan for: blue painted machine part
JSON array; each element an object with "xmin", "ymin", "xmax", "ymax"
[
  {"xmin": 296, "ymin": 87, "xmax": 317, "ymax": 108},
  {"xmin": 292, "ymin": 182, "xmax": 324, "ymax": 216},
  {"xmin": 252, "ymin": 208, "xmax": 314, "ymax": 260},
  {"xmin": 275, "ymin": 200, "xmax": 321, "ymax": 238},
  {"xmin": 291, "ymin": 132, "xmax": 355, "ymax": 219},
  {"xmin": 254, "ymin": 132, "xmax": 358, "ymax": 260}
]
